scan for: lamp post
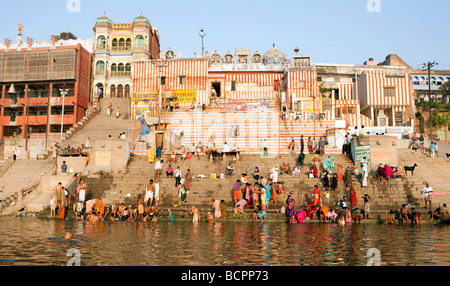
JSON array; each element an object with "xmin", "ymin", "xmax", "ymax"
[
  {"xmin": 59, "ymin": 88, "xmax": 69, "ymax": 138},
  {"xmin": 422, "ymin": 61, "xmax": 438, "ymax": 140},
  {"xmin": 199, "ymin": 28, "xmax": 206, "ymax": 57}
]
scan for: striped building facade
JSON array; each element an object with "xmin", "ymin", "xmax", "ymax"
[
  {"xmin": 358, "ymin": 70, "xmax": 412, "ymax": 127},
  {"xmin": 132, "ymin": 58, "xmax": 209, "ymax": 116}
]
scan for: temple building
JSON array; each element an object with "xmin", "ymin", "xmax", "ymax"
[
  {"xmin": 132, "ymin": 47, "xmax": 417, "ymax": 153},
  {"xmin": 92, "ymin": 13, "xmax": 160, "ymax": 103}
]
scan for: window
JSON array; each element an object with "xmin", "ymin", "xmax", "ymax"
[
  {"xmin": 96, "ymin": 36, "xmax": 106, "ymax": 49},
  {"xmin": 96, "ymin": 61, "xmax": 106, "ymax": 75},
  {"xmin": 384, "ymin": 87, "xmax": 396, "ymax": 97},
  {"xmin": 231, "ymin": 81, "xmax": 236, "ymax": 91},
  {"xmin": 135, "ymin": 35, "xmax": 145, "ymax": 48},
  {"xmin": 335, "ymin": 107, "xmax": 342, "ymax": 119},
  {"xmin": 179, "ymin": 76, "xmax": 186, "ymax": 85},
  {"xmin": 112, "ymin": 38, "xmax": 118, "ymax": 51},
  {"xmin": 343, "ymin": 107, "xmax": 355, "ymax": 115},
  {"xmin": 395, "ymin": 111, "xmax": 405, "ymax": 126},
  {"xmin": 160, "ymin": 76, "xmax": 166, "ymax": 85}
]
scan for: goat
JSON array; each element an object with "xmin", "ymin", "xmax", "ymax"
[{"xmin": 404, "ymin": 164, "xmax": 418, "ymax": 176}]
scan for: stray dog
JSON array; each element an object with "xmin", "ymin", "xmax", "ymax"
[
  {"xmin": 404, "ymin": 164, "xmax": 418, "ymax": 176},
  {"xmin": 446, "ymin": 153, "xmax": 450, "ymax": 158}
]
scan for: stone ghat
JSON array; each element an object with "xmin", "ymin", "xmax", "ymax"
[{"xmin": 34, "ymin": 204, "xmax": 448, "ymax": 224}]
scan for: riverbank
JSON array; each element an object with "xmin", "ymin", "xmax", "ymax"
[{"xmin": 6, "ymin": 204, "xmax": 449, "ymax": 225}]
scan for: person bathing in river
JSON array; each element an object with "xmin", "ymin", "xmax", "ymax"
[{"xmin": 385, "ymin": 210, "xmax": 397, "ymax": 225}]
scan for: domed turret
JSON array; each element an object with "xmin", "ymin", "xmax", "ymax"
[
  {"xmin": 263, "ymin": 44, "xmax": 287, "ymax": 64},
  {"xmin": 133, "ymin": 12, "xmax": 151, "ymax": 26},
  {"xmin": 95, "ymin": 12, "xmax": 113, "ymax": 25}
]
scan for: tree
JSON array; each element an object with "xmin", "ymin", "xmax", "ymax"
[{"xmin": 439, "ymin": 80, "xmax": 450, "ymax": 104}]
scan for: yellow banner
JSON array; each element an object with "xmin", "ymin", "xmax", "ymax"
[
  {"xmin": 132, "ymin": 91, "xmax": 158, "ymax": 103},
  {"xmin": 171, "ymin": 90, "xmax": 197, "ymax": 103},
  {"xmin": 133, "ymin": 90, "xmax": 198, "ymax": 103}
]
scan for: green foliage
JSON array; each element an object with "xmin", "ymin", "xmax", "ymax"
[{"xmin": 431, "ymin": 111, "xmax": 450, "ymax": 131}]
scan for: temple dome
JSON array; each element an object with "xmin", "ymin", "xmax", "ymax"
[
  {"xmin": 263, "ymin": 45, "xmax": 287, "ymax": 64},
  {"xmin": 96, "ymin": 13, "xmax": 113, "ymax": 25},
  {"xmin": 133, "ymin": 12, "xmax": 151, "ymax": 25}
]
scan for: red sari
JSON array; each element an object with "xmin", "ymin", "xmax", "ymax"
[
  {"xmin": 350, "ymin": 188, "xmax": 357, "ymax": 208},
  {"xmin": 313, "ymin": 187, "xmax": 321, "ymax": 206}
]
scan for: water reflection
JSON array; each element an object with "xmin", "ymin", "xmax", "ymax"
[{"xmin": 0, "ymin": 217, "xmax": 449, "ymax": 266}]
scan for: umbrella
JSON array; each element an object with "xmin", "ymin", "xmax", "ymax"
[
  {"xmin": 311, "ymin": 155, "xmax": 321, "ymax": 162},
  {"xmin": 431, "ymin": 192, "xmax": 448, "ymax": 197},
  {"xmin": 85, "ymin": 199, "xmax": 96, "ymax": 214}
]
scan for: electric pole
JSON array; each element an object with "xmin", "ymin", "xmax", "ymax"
[{"xmin": 422, "ymin": 61, "xmax": 438, "ymax": 140}]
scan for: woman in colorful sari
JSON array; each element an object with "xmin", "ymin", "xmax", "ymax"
[
  {"xmin": 147, "ymin": 146, "xmax": 155, "ymax": 163},
  {"xmin": 337, "ymin": 164, "xmax": 343, "ymax": 181},
  {"xmin": 296, "ymin": 209, "xmax": 307, "ymax": 224},
  {"xmin": 286, "ymin": 197, "xmax": 296, "ymax": 218},
  {"xmin": 345, "ymin": 208, "xmax": 352, "ymax": 224},
  {"xmin": 260, "ymin": 186, "xmax": 267, "ymax": 210},
  {"xmin": 264, "ymin": 183, "xmax": 271, "ymax": 207},
  {"xmin": 156, "ymin": 147, "xmax": 162, "ymax": 159},
  {"xmin": 252, "ymin": 183, "xmax": 260, "ymax": 209},
  {"xmin": 313, "ymin": 185, "xmax": 321, "ymax": 206},
  {"xmin": 350, "ymin": 185, "xmax": 358, "ymax": 209},
  {"xmin": 384, "ymin": 164, "xmax": 392, "ymax": 182},
  {"xmin": 270, "ymin": 183, "xmax": 277, "ymax": 207},
  {"xmin": 245, "ymin": 183, "xmax": 252, "ymax": 207}
]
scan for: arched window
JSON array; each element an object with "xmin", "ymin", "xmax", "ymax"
[
  {"xmin": 126, "ymin": 38, "xmax": 132, "ymax": 50},
  {"xmin": 125, "ymin": 63, "xmax": 132, "ymax": 76},
  {"xmin": 124, "ymin": 84, "xmax": 131, "ymax": 97},
  {"xmin": 96, "ymin": 61, "xmax": 106, "ymax": 75},
  {"xmin": 117, "ymin": 84, "xmax": 124, "ymax": 98},
  {"xmin": 136, "ymin": 35, "xmax": 144, "ymax": 48},
  {"xmin": 97, "ymin": 36, "xmax": 106, "ymax": 49},
  {"xmin": 118, "ymin": 63, "xmax": 125, "ymax": 76},
  {"xmin": 111, "ymin": 64, "xmax": 117, "ymax": 77},
  {"xmin": 118, "ymin": 38, "xmax": 125, "ymax": 51},
  {"xmin": 112, "ymin": 38, "xmax": 118, "ymax": 51},
  {"xmin": 110, "ymin": 85, "xmax": 116, "ymax": 98}
]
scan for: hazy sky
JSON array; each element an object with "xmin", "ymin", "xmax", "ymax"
[{"xmin": 1, "ymin": 0, "xmax": 449, "ymax": 69}]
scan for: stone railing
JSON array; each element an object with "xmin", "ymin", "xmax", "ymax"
[{"xmin": 0, "ymin": 152, "xmax": 15, "ymax": 177}]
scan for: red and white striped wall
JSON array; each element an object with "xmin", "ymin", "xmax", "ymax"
[
  {"xmin": 221, "ymin": 72, "xmax": 284, "ymax": 100},
  {"xmin": 362, "ymin": 70, "xmax": 412, "ymax": 107},
  {"xmin": 287, "ymin": 70, "xmax": 319, "ymax": 99},
  {"xmin": 133, "ymin": 58, "xmax": 210, "ymax": 107},
  {"xmin": 339, "ymin": 83, "xmax": 354, "ymax": 100}
]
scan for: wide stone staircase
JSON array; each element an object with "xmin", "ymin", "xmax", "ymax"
[
  {"xmin": 0, "ymin": 159, "xmax": 56, "ymax": 210},
  {"xmin": 59, "ymin": 97, "xmax": 133, "ymax": 149},
  {"xmin": 90, "ymin": 153, "xmax": 358, "ymax": 207},
  {"xmin": 164, "ymin": 101, "xmax": 340, "ymax": 155},
  {"xmin": 398, "ymin": 148, "xmax": 450, "ymax": 207}
]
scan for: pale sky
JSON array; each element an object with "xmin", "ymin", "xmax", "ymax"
[{"xmin": 1, "ymin": 0, "xmax": 449, "ymax": 70}]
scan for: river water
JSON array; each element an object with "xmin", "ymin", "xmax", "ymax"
[{"xmin": 0, "ymin": 217, "xmax": 449, "ymax": 266}]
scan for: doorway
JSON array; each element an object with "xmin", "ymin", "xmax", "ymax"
[{"xmin": 212, "ymin": 82, "xmax": 221, "ymax": 98}]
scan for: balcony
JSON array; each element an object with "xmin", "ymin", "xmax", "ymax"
[
  {"xmin": 95, "ymin": 70, "xmax": 109, "ymax": 76},
  {"xmin": 110, "ymin": 71, "xmax": 131, "ymax": 78},
  {"xmin": 111, "ymin": 46, "xmax": 132, "ymax": 53}
]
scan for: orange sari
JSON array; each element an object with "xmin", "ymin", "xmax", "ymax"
[{"xmin": 338, "ymin": 165, "xmax": 343, "ymax": 181}]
